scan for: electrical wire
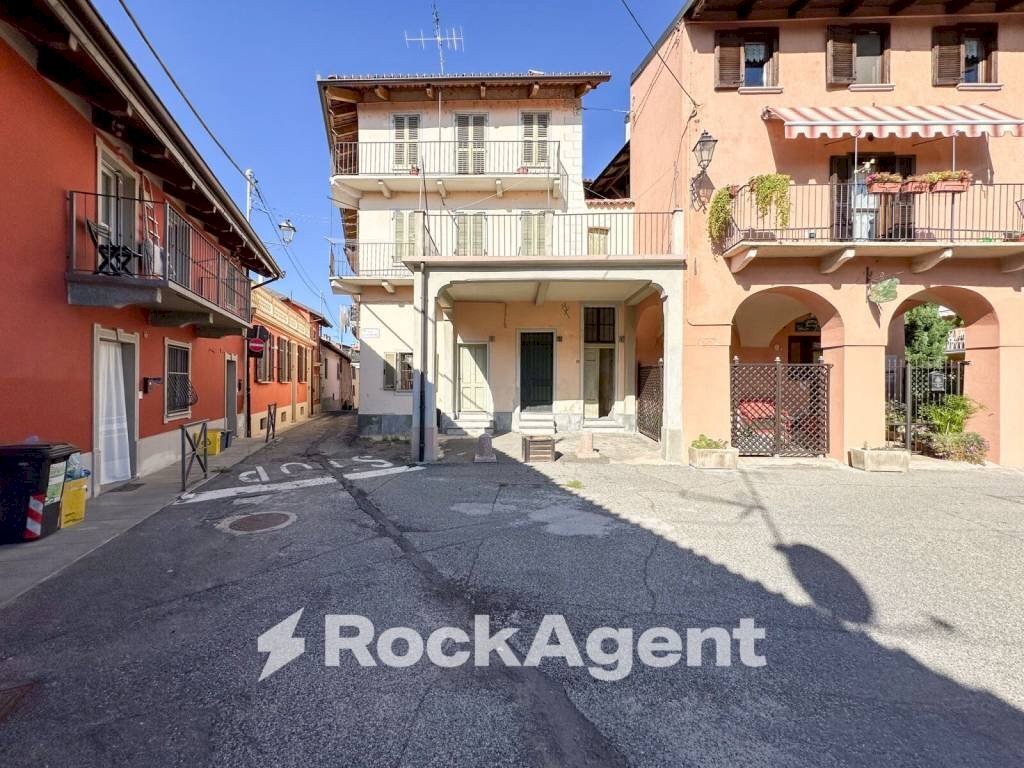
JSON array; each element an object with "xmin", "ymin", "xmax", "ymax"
[{"xmin": 618, "ymin": 0, "xmax": 699, "ymax": 110}]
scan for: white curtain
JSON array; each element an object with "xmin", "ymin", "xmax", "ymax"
[{"xmin": 98, "ymin": 341, "xmax": 132, "ymax": 484}]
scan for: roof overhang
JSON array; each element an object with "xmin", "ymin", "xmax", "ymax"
[
  {"xmin": 683, "ymin": 0, "xmax": 1011, "ymax": 21},
  {"xmin": 762, "ymin": 104, "xmax": 1024, "ymax": 139}
]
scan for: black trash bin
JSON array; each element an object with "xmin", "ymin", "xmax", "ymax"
[{"xmin": 0, "ymin": 443, "xmax": 78, "ymax": 544}]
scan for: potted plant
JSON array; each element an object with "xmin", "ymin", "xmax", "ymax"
[
  {"xmin": 926, "ymin": 169, "xmax": 972, "ymax": 193},
  {"xmin": 409, "ymin": 165, "xmax": 421, "ymax": 176},
  {"xmin": 865, "ymin": 171, "xmax": 903, "ymax": 194},
  {"xmin": 707, "ymin": 186, "xmax": 736, "ymax": 244},
  {"xmin": 849, "ymin": 443, "xmax": 910, "ymax": 472},
  {"xmin": 900, "ymin": 174, "xmax": 931, "ymax": 194},
  {"xmin": 688, "ymin": 435, "xmax": 739, "ymax": 470},
  {"xmin": 748, "ymin": 173, "xmax": 791, "ymax": 230}
]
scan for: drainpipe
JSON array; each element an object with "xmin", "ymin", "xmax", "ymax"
[{"xmin": 417, "ymin": 262, "xmax": 428, "ymax": 463}]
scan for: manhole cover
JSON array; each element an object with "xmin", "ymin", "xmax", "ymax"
[
  {"xmin": 0, "ymin": 683, "xmax": 34, "ymax": 722},
  {"xmin": 216, "ymin": 511, "xmax": 296, "ymax": 535}
]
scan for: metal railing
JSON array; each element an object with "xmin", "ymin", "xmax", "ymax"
[
  {"xmin": 946, "ymin": 327, "xmax": 966, "ymax": 354},
  {"xmin": 724, "ymin": 182, "xmax": 1024, "ymax": 251},
  {"xmin": 69, "ymin": 191, "xmax": 250, "ymax": 320},
  {"xmin": 180, "ymin": 419, "xmax": 209, "ymax": 490},
  {"xmin": 423, "ymin": 211, "xmax": 672, "ymax": 258},
  {"xmin": 333, "ymin": 140, "xmax": 562, "ymax": 178},
  {"xmin": 330, "ymin": 242, "xmax": 415, "ymax": 278}
]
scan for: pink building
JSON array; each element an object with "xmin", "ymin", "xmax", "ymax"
[{"xmin": 628, "ymin": 0, "xmax": 1024, "ymax": 465}]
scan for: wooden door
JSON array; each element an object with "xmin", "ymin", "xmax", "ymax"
[{"xmin": 458, "ymin": 344, "xmax": 489, "ymax": 413}]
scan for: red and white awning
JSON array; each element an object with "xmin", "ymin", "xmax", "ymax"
[{"xmin": 762, "ymin": 104, "xmax": 1024, "ymax": 139}]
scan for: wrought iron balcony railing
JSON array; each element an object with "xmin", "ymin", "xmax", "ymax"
[
  {"xmin": 724, "ymin": 182, "xmax": 1024, "ymax": 252},
  {"xmin": 68, "ymin": 191, "xmax": 250, "ymax": 321},
  {"xmin": 332, "ymin": 140, "xmax": 562, "ymax": 178},
  {"xmin": 330, "ymin": 242, "xmax": 415, "ymax": 279}
]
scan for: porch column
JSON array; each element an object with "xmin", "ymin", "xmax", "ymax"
[
  {"xmin": 411, "ymin": 266, "xmax": 439, "ymax": 462},
  {"xmin": 661, "ymin": 280, "xmax": 684, "ymax": 461},
  {"xmin": 623, "ymin": 303, "xmax": 637, "ymax": 430},
  {"xmin": 437, "ymin": 306, "xmax": 456, "ymax": 430},
  {"xmin": 998, "ymin": 345, "xmax": 1024, "ymax": 467},
  {"xmin": 822, "ymin": 342, "xmax": 886, "ymax": 461}
]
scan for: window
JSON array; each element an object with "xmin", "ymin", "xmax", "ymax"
[
  {"xmin": 98, "ymin": 155, "xmax": 137, "ymax": 249},
  {"xmin": 715, "ymin": 29, "xmax": 779, "ymax": 89},
  {"xmin": 277, "ymin": 337, "xmax": 292, "ymax": 383},
  {"xmin": 256, "ymin": 334, "xmax": 274, "ymax": 382},
  {"xmin": 587, "ymin": 227, "xmax": 609, "ymax": 256},
  {"xmin": 298, "ymin": 346, "xmax": 307, "ymax": 383},
  {"xmin": 521, "ymin": 212, "xmax": 548, "ymax": 256},
  {"xmin": 584, "ymin": 307, "xmax": 616, "ymax": 344},
  {"xmin": 455, "ymin": 114, "xmax": 486, "ymax": 174},
  {"xmin": 393, "ymin": 211, "xmax": 419, "ymax": 261},
  {"xmin": 521, "ymin": 112, "xmax": 550, "ymax": 167},
  {"xmin": 827, "ymin": 25, "xmax": 889, "ymax": 86},
  {"xmin": 455, "ymin": 213, "xmax": 486, "ymax": 257},
  {"xmin": 933, "ymin": 25, "xmax": 997, "ymax": 86},
  {"xmin": 393, "ymin": 114, "xmax": 420, "ymax": 169},
  {"xmin": 383, "ymin": 352, "xmax": 413, "ymax": 392},
  {"xmin": 165, "ymin": 342, "xmax": 192, "ymax": 417}
]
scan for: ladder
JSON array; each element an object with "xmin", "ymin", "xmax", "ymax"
[{"xmin": 141, "ymin": 175, "xmax": 162, "ymax": 276}]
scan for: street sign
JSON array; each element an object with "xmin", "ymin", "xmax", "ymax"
[{"xmin": 248, "ymin": 337, "xmax": 266, "ymax": 357}]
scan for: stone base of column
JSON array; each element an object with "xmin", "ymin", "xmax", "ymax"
[{"xmin": 661, "ymin": 427, "xmax": 685, "ymax": 463}]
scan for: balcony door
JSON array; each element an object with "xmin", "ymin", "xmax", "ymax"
[
  {"xmin": 830, "ymin": 154, "xmax": 914, "ymax": 241},
  {"xmin": 98, "ymin": 159, "xmax": 136, "ymax": 250},
  {"xmin": 455, "ymin": 114, "xmax": 486, "ymax": 175},
  {"xmin": 520, "ymin": 332, "xmax": 554, "ymax": 412}
]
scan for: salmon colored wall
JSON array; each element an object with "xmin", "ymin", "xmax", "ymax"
[
  {"xmin": 0, "ymin": 39, "xmax": 245, "ymax": 452},
  {"xmin": 635, "ymin": 293, "xmax": 664, "ymax": 365},
  {"xmin": 630, "ymin": 14, "xmax": 1024, "ymax": 465}
]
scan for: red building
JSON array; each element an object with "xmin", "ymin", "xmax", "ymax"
[
  {"xmin": 0, "ymin": 0, "xmax": 282, "ymax": 495},
  {"xmin": 248, "ymin": 291, "xmax": 330, "ymax": 437}
]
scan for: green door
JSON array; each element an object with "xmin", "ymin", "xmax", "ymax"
[{"xmin": 520, "ymin": 332, "xmax": 554, "ymax": 412}]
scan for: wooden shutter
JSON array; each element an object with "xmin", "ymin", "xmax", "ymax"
[
  {"xmin": 521, "ymin": 213, "xmax": 547, "ymax": 256},
  {"xmin": 932, "ymin": 27, "xmax": 962, "ymax": 86},
  {"xmin": 394, "ymin": 114, "xmax": 420, "ymax": 167},
  {"xmin": 456, "ymin": 114, "xmax": 485, "ymax": 174},
  {"xmin": 456, "ymin": 114, "xmax": 470, "ymax": 174},
  {"xmin": 827, "ymin": 26, "xmax": 856, "ymax": 85},
  {"xmin": 456, "ymin": 213, "xmax": 468, "ymax": 256},
  {"xmin": 715, "ymin": 31, "xmax": 743, "ymax": 89},
  {"xmin": 522, "ymin": 113, "xmax": 549, "ymax": 166},
  {"xmin": 471, "ymin": 214, "xmax": 485, "ymax": 256},
  {"xmin": 383, "ymin": 352, "xmax": 396, "ymax": 390}
]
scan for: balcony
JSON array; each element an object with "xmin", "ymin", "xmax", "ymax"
[
  {"xmin": 722, "ymin": 183, "xmax": 1024, "ymax": 274},
  {"xmin": 329, "ymin": 212, "xmax": 675, "ymax": 294},
  {"xmin": 330, "ymin": 140, "xmax": 567, "ymax": 199},
  {"xmin": 68, "ymin": 191, "xmax": 250, "ymax": 334},
  {"xmin": 946, "ymin": 327, "xmax": 967, "ymax": 355}
]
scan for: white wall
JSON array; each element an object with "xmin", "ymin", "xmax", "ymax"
[{"xmin": 355, "ymin": 292, "xmax": 416, "ymax": 417}]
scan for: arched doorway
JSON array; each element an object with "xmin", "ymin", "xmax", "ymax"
[
  {"xmin": 633, "ymin": 293, "xmax": 664, "ymax": 442},
  {"xmin": 730, "ymin": 287, "xmax": 845, "ymax": 457},
  {"xmin": 885, "ymin": 287, "xmax": 999, "ymax": 461}
]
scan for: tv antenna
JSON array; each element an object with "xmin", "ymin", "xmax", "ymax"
[{"xmin": 405, "ymin": 2, "xmax": 463, "ymax": 74}]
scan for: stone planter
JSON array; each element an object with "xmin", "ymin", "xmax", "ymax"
[
  {"xmin": 689, "ymin": 446, "xmax": 739, "ymax": 470},
  {"xmin": 900, "ymin": 180, "xmax": 930, "ymax": 194},
  {"xmin": 930, "ymin": 179, "xmax": 969, "ymax": 193},
  {"xmin": 867, "ymin": 182, "xmax": 902, "ymax": 194},
  {"xmin": 848, "ymin": 448, "xmax": 910, "ymax": 473}
]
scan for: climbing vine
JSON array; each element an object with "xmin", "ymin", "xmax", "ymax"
[
  {"xmin": 749, "ymin": 173, "xmax": 791, "ymax": 229},
  {"xmin": 707, "ymin": 187, "xmax": 734, "ymax": 242}
]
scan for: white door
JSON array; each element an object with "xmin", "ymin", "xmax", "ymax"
[
  {"xmin": 97, "ymin": 341, "xmax": 132, "ymax": 484},
  {"xmin": 458, "ymin": 344, "xmax": 489, "ymax": 414}
]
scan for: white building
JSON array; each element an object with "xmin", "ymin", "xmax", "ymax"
[{"xmin": 321, "ymin": 72, "xmax": 685, "ymax": 461}]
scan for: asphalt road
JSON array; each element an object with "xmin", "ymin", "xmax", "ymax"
[{"xmin": 1, "ymin": 413, "xmax": 1023, "ymax": 767}]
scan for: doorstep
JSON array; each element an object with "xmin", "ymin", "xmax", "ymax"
[{"xmin": 0, "ymin": 433, "xmax": 266, "ymax": 608}]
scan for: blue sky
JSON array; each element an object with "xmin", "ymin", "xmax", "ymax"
[{"xmin": 92, "ymin": 0, "xmax": 682, "ymax": 340}]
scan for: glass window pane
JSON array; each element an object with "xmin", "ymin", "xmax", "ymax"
[
  {"xmin": 963, "ymin": 36, "xmax": 983, "ymax": 83},
  {"xmin": 855, "ymin": 32, "xmax": 883, "ymax": 84},
  {"xmin": 744, "ymin": 41, "xmax": 768, "ymax": 86}
]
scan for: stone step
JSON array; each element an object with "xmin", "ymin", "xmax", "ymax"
[
  {"xmin": 446, "ymin": 425, "xmax": 494, "ymax": 436},
  {"xmin": 520, "ymin": 426, "xmax": 556, "ymax": 436},
  {"xmin": 582, "ymin": 419, "xmax": 624, "ymax": 432},
  {"xmin": 456, "ymin": 412, "xmax": 492, "ymax": 423},
  {"xmin": 446, "ymin": 414, "xmax": 495, "ymax": 436}
]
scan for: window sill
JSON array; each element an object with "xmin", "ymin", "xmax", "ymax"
[
  {"xmin": 848, "ymin": 83, "xmax": 894, "ymax": 92},
  {"xmin": 737, "ymin": 86, "xmax": 783, "ymax": 95},
  {"xmin": 957, "ymin": 82, "xmax": 1002, "ymax": 91},
  {"xmin": 164, "ymin": 410, "xmax": 192, "ymax": 424}
]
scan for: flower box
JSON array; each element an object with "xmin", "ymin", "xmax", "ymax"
[
  {"xmin": 900, "ymin": 180, "xmax": 930, "ymax": 194},
  {"xmin": 688, "ymin": 446, "xmax": 739, "ymax": 470},
  {"xmin": 848, "ymin": 447, "xmax": 910, "ymax": 473},
  {"xmin": 866, "ymin": 182, "xmax": 902, "ymax": 194},
  {"xmin": 931, "ymin": 179, "xmax": 969, "ymax": 193}
]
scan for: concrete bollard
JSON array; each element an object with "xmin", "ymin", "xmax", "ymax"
[
  {"xmin": 474, "ymin": 433, "xmax": 497, "ymax": 463},
  {"xmin": 576, "ymin": 430, "xmax": 599, "ymax": 459}
]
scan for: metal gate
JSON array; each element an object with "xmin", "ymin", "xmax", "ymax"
[
  {"xmin": 731, "ymin": 360, "xmax": 831, "ymax": 456},
  {"xmin": 885, "ymin": 358, "xmax": 967, "ymax": 452},
  {"xmin": 637, "ymin": 363, "xmax": 662, "ymax": 441}
]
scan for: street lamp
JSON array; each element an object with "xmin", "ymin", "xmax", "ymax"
[
  {"xmin": 278, "ymin": 218, "xmax": 297, "ymax": 245},
  {"xmin": 692, "ymin": 130, "xmax": 718, "ymax": 173}
]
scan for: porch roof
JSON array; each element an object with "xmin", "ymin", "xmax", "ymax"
[{"xmin": 762, "ymin": 104, "xmax": 1024, "ymax": 140}]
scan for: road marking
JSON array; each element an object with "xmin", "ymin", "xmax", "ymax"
[
  {"xmin": 343, "ymin": 465, "xmax": 424, "ymax": 480},
  {"xmin": 280, "ymin": 462, "xmax": 314, "ymax": 475},
  {"xmin": 177, "ymin": 476, "xmax": 337, "ymax": 504},
  {"xmin": 352, "ymin": 456, "xmax": 394, "ymax": 468},
  {"xmin": 239, "ymin": 466, "xmax": 270, "ymax": 483}
]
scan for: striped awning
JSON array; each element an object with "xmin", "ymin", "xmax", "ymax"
[{"xmin": 762, "ymin": 104, "xmax": 1024, "ymax": 140}]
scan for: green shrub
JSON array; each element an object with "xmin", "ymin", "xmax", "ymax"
[
  {"xmin": 925, "ymin": 432, "xmax": 988, "ymax": 464},
  {"xmin": 919, "ymin": 395, "xmax": 978, "ymax": 435},
  {"xmin": 707, "ymin": 187, "xmax": 734, "ymax": 242},
  {"xmin": 691, "ymin": 434, "xmax": 728, "ymax": 449},
  {"xmin": 748, "ymin": 173, "xmax": 791, "ymax": 228}
]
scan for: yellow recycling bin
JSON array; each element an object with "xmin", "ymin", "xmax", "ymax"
[
  {"xmin": 60, "ymin": 477, "xmax": 89, "ymax": 528},
  {"xmin": 191, "ymin": 429, "xmax": 223, "ymax": 456}
]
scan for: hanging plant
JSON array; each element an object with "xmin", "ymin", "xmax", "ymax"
[
  {"xmin": 748, "ymin": 173, "xmax": 791, "ymax": 229},
  {"xmin": 707, "ymin": 186, "xmax": 735, "ymax": 243}
]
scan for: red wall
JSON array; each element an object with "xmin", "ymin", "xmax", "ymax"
[{"xmin": 0, "ymin": 39, "xmax": 245, "ymax": 452}]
